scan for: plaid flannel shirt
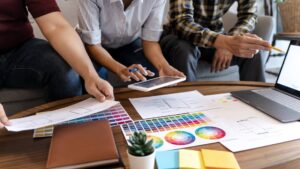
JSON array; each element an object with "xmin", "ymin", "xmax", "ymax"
[{"xmin": 167, "ymin": 0, "xmax": 257, "ymax": 48}]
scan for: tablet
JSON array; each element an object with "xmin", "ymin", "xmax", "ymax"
[{"xmin": 128, "ymin": 76, "xmax": 186, "ymax": 92}]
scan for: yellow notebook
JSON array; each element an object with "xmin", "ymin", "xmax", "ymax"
[{"xmin": 178, "ymin": 149, "xmax": 240, "ymax": 169}]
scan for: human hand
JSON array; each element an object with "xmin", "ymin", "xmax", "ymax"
[
  {"xmin": 243, "ymin": 33, "xmax": 263, "ymax": 40},
  {"xmin": 212, "ymin": 49, "xmax": 233, "ymax": 73},
  {"xmin": 117, "ymin": 64, "xmax": 155, "ymax": 82},
  {"xmin": 84, "ymin": 74, "xmax": 114, "ymax": 102},
  {"xmin": 0, "ymin": 104, "xmax": 10, "ymax": 128},
  {"xmin": 214, "ymin": 33, "xmax": 271, "ymax": 58},
  {"xmin": 158, "ymin": 65, "xmax": 186, "ymax": 77}
]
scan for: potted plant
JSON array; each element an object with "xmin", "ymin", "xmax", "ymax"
[
  {"xmin": 276, "ymin": 0, "xmax": 300, "ymax": 33},
  {"xmin": 127, "ymin": 132, "xmax": 155, "ymax": 169}
]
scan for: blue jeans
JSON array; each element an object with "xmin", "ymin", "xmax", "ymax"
[
  {"xmin": 160, "ymin": 34, "xmax": 266, "ymax": 82},
  {"xmin": 0, "ymin": 38, "xmax": 82, "ymax": 101}
]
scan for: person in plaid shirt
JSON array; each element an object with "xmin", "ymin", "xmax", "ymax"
[{"xmin": 160, "ymin": 0, "xmax": 272, "ymax": 82}]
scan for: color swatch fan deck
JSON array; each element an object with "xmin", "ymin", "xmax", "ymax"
[
  {"xmin": 34, "ymin": 104, "xmax": 132, "ymax": 138},
  {"xmin": 120, "ymin": 112, "xmax": 227, "ymax": 151}
]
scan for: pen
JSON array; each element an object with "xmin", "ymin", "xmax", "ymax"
[
  {"xmin": 128, "ymin": 68, "xmax": 139, "ymax": 73},
  {"xmin": 271, "ymin": 46, "xmax": 285, "ymax": 54},
  {"xmin": 128, "ymin": 67, "xmax": 148, "ymax": 73}
]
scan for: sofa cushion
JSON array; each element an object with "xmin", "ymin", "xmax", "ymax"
[
  {"xmin": 196, "ymin": 62, "xmax": 239, "ymax": 81},
  {"xmin": 0, "ymin": 88, "xmax": 47, "ymax": 115},
  {"xmin": 0, "ymin": 88, "xmax": 47, "ymax": 102}
]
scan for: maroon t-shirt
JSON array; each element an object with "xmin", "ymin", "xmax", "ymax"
[{"xmin": 0, "ymin": 0, "xmax": 60, "ymax": 54}]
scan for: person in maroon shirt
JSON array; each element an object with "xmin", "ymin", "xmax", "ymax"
[{"xmin": 0, "ymin": 0, "xmax": 114, "ymax": 128}]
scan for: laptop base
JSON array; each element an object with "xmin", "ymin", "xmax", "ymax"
[{"xmin": 231, "ymin": 90, "xmax": 300, "ymax": 123}]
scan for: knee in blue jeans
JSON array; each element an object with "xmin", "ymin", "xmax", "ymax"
[
  {"xmin": 161, "ymin": 35, "xmax": 200, "ymax": 63},
  {"xmin": 174, "ymin": 41, "xmax": 200, "ymax": 62},
  {"xmin": 38, "ymin": 44, "xmax": 82, "ymax": 100},
  {"xmin": 48, "ymin": 57, "xmax": 82, "ymax": 100}
]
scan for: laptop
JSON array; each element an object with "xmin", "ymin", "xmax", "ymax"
[{"xmin": 231, "ymin": 40, "xmax": 300, "ymax": 123}]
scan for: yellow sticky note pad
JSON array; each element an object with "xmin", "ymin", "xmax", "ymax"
[
  {"xmin": 201, "ymin": 149, "xmax": 240, "ymax": 169},
  {"xmin": 179, "ymin": 149, "xmax": 204, "ymax": 169}
]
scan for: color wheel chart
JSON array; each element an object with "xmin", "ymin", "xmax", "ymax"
[
  {"xmin": 195, "ymin": 126, "xmax": 226, "ymax": 140},
  {"xmin": 121, "ymin": 112, "xmax": 227, "ymax": 151},
  {"xmin": 33, "ymin": 104, "xmax": 132, "ymax": 138}
]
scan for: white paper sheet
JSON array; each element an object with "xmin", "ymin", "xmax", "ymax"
[
  {"xmin": 199, "ymin": 93, "xmax": 300, "ymax": 152},
  {"xmin": 129, "ymin": 90, "xmax": 225, "ymax": 119},
  {"xmin": 6, "ymin": 98, "xmax": 119, "ymax": 132}
]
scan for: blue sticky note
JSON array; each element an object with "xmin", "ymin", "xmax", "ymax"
[{"xmin": 156, "ymin": 150, "xmax": 179, "ymax": 169}]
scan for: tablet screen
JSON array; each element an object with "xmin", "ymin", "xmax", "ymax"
[{"xmin": 133, "ymin": 77, "xmax": 182, "ymax": 88}]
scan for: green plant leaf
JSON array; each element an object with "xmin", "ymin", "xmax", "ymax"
[
  {"xmin": 144, "ymin": 147, "xmax": 154, "ymax": 155},
  {"xmin": 143, "ymin": 134, "xmax": 147, "ymax": 143},
  {"xmin": 135, "ymin": 150, "xmax": 144, "ymax": 156},
  {"xmin": 145, "ymin": 139, "xmax": 154, "ymax": 148},
  {"xmin": 134, "ymin": 132, "xmax": 139, "ymax": 138},
  {"xmin": 128, "ymin": 138, "xmax": 135, "ymax": 146},
  {"xmin": 133, "ymin": 144, "xmax": 142, "ymax": 150},
  {"xmin": 137, "ymin": 134, "xmax": 143, "ymax": 145}
]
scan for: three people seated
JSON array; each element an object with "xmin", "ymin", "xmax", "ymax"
[{"xmin": 0, "ymin": 0, "xmax": 271, "ymax": 127}]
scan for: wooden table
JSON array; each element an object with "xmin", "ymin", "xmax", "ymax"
[{"xmin": 1, "ymin": 82, "xmax": 300, "ymax": 169}]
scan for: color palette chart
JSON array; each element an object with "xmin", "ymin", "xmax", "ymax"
[
  {"xmin": 215, "ymin": 95, "xmax": 239, "ymax": 104},
  {"xmin": 121, "ymin": 112, "xmax": 227, "ymax": 151},
  {"xmin": 33, "ymin": 104, "xmax": 132, "ymax": 138}
]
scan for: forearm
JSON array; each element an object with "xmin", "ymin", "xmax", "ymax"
[
  {"xmin": 142, "ymin": 40, "xmax": 169, "ymax": 71},
  {"xmin": 86, "ymin": 44, "xmax": 126, "ymax": 74},
  {"xmin": 37, "ymin": 12, "xmax": 98, "ymax": 80},
  {"xmin": 229, "ymin": 0, "xmax": 257, "ymax": 35},
  {"xmin": 47, "ymin": 27, "xmax": 97, "ymax": 78}
]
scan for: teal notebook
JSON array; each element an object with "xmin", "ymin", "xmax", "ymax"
[{"xmin": 155, "ymin": 150, "xmax": 179, "ymax": 169}]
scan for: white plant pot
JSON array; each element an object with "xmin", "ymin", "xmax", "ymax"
[{"xmin": 127, "ymin": 150, "xmax": 156, "ymax": 169}]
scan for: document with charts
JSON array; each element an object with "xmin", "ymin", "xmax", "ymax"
[
  {"xmin": 199, "ymin": 94, "xmax": 300, "ymax": 152},
  {"xmin": 6, "ymin": 98, "xmax": 118, "ymax": 132},
  {"xmin": 129, "ymin": 90, "xmax": 219, "ymax": 119}
]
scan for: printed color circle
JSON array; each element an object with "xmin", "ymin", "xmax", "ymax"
[
  {"xmin": 165, "ymin": 131, "xmax": 195, "ymax": 145},
  {"xmin": 147, "ymin": 136, "xmax": 164, "ymax": 149},
  {"xmin": 195, "ymin": 126, "xmax": 226, "ymax": 140}
]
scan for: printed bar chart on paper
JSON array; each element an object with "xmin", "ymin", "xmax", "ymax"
[
  {"xmin": 120, "ymin": 112, "xmax": 228, "ymax": 151},
  {"xmin": 129, "ymin": 90, "xmax": 221, "ymax": 119},
  {"xmin": 34, "ymin": 103, "xmax": 132, "ymax": 138},
  {"xmin": 197, "ymin": 93, "xmax": 300, "ymax": 152},
  {"xmin": 130, "ymin": 91, "xmax": 241, "ymax": 119}
]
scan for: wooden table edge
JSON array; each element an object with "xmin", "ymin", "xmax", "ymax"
[{"xmin": 8, "ymin": 81, "xmax": 274, "ymax": 119}]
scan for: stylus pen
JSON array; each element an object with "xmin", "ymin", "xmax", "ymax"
[
  {"xmin": 128, "ymin": 67, "xmax": 148, "ymax": 73},
  {"xmin": 271, "ymin": 46, "xmax": 285, "ymax": 54},
  {"xmin": 128, "ymin": 68, "xmax": 139, "ymax": 73}
]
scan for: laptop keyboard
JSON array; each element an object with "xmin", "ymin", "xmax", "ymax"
[{"xmin": 253, "ymin": 88, "xmax": 300, "ymax": 112}]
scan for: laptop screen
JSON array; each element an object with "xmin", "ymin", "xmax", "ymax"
[{"xmin": 276, "ymin": 41, "xmax": 300, "ymax": 97}]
